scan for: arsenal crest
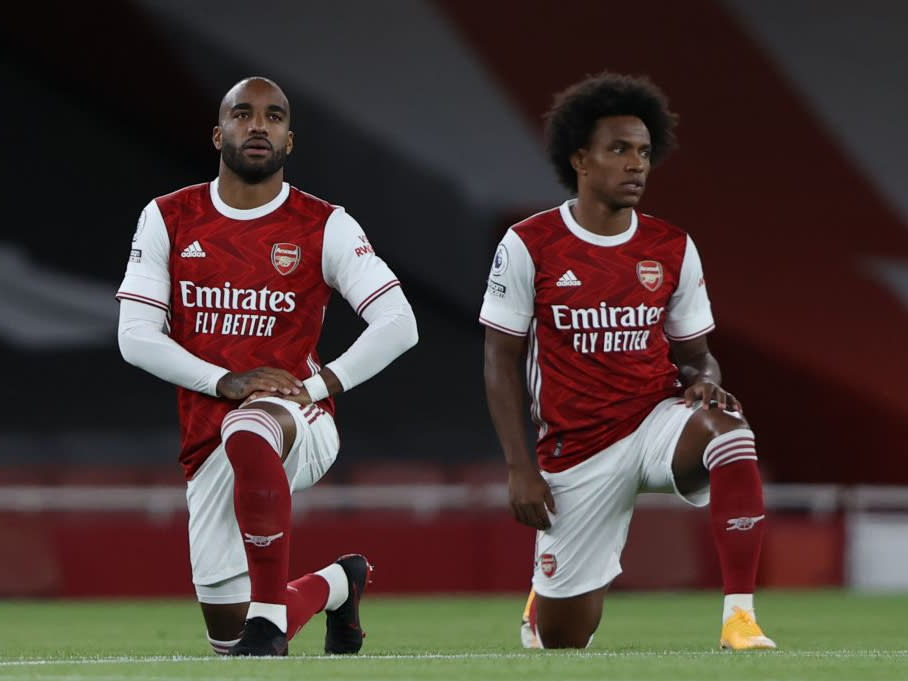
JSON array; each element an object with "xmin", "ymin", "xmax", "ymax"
[
  {"xmin": 271, "ymin": 243, "xmax": 301, "ymax": 276},
  {"xmin": 636, "ymin": 260, "xmax": 663, "ymax": 292},
  {"xmin": 540, "ymin": 553, "xmax": 557, "ymax": 578}
]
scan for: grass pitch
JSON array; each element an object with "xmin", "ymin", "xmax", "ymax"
[{"xmin": 0, "ymin": 591, "xmax": 905, "ymax": 680}]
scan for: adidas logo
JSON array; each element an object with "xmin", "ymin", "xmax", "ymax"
[
  {"xmin": 180, "ymin": 240, "xmax": 206, "ymax": 258},
  {"xmin": 556, "ymin": 269, "xmax": 582, "ymax": 287}
]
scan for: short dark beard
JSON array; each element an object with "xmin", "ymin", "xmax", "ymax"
[{"xmin": 221, "ymin": 139, "xmax": 286, "ymax": 184}]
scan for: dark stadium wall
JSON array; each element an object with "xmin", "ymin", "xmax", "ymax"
[
  {"xmin": 435, "ymin": 0, "xmax": 908, "ymax": 484},
  {"xmin": 0, "ymin": 2, "xmax": 212, "ymax": 276},
  {"xmin": 0, "ymin": 5, "xmax": 209, "ymax": 438}
]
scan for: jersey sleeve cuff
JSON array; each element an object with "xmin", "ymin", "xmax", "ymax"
[
  {"xmin": 478, "ymin": 299, "xmax": 531, "ymax": 337},
  {"xmin": 665, "ymin": 321, "xmax": 716, "ymax": 341},
  {"xmin": 479, "ymin": 316, "xmax": 528, "ymax": 337},
  {"xmin": 117, "ymin": 273, "xmax": 170, "ymax": 308},
  {"xmin": 115, "ymin": 290, "xmax": 170, "ymax": 313}
]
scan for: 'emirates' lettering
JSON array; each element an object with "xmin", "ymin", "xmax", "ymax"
[
  {"xmin": 555, "ymin": 302, "xmax": 661, "ymax": 354},
  {"xmin": 551, "ymin": 302, "xmax": 662, "ymax": 330},
  {"xmin": 180, "ymin": 280, "xmax": 296, "ymax": 312}
]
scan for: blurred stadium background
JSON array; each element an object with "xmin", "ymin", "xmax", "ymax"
[{"xmin": 1, "ymin": 0, "xmax": 907, "ymax": 601}]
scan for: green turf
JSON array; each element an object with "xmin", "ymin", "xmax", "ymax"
[{"xmin": 0, "ymin": 591, "xmax": 905, "ymax": 680}]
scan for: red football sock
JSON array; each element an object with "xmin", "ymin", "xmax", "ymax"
[
  {"xmin": 285, "ymin": 574, "xmax": 330, "ymax": 641},
  {"xmin": 705, "ymin": 429, "xmax": 766, "ymax": 595},
  {"xmin": 223, "ymin": 429, "xmax": 291, "ymax": 607}
]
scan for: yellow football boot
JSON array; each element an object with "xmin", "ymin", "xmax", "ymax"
[
  {"xmin": 519, "ymin": 589, "xmax": 541, "ymax": 649},
  {"xmin": 720, "ymin": 606, "xmax": 777, "ymax": 650}
]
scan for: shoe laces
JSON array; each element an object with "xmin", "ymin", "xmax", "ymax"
[{"xmin": 728, "ymin": 607, "xmax": 763, "ymax": 636}]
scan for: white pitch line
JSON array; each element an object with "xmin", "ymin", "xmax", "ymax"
[{"xmin": 1, "ymin": 650, "xmax": 907, "ymax": 666}]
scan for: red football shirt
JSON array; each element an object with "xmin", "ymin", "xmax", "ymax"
[
  {"xmin": 118, "ymin": 179, "xmax": 398, "ymax": 478},
  {"xmin": 480, "ymin": 201, "xmax": 714, "ymax": 472}
]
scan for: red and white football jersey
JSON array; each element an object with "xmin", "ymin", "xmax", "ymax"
[
  {"xmin": 480, "ymin": 201, "xmax": 714, "ymax": 472},
  {"xmin": 117, "ymin": 179, "xmax": 398, "ymax": 478}
]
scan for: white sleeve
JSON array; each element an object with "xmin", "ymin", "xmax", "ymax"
[
  {"xmin": 116, "ymin": 200, "xmax": 171, "ymax": 312},
  {"xmin": 478, "ymin": 229, "xmax": 535, "ymax": 336},
  {"xmin": 316, "ymin": 208, "xmax": 418, "ymax": 395},
  {"xmin": 322, "ymin": 208, "xmax": 399, "ymax": 316},
  {"xmin": 117, "ymin": 299, "xmax": 230, "ymax": 396},
  {"xmin": 663, "ymin": 235, "xmax": 715, "ymax": 341}
]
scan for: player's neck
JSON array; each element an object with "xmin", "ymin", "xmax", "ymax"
[
  {"xmin": 216, "ymin": 165, "xmax": 285, "ymax": 210},
  {"xmin": 570, "ymin": 196, "xmax": 633, "ymax": 237}
]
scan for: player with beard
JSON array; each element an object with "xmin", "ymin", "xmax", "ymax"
[
  {"xmin": 480, "ymin": 72, "xmax": 776, "ymax": 650},
  {"xmin": 117, "ymin": 77, "xmax": 418, "ymax": 656}
]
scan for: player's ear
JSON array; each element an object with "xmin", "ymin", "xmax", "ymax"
[
  {"xmin": 570, "ymin": 148, "xmax": 587, "ymax": 176},
  {"xmin": 285, "ymin": 130, "xmax": 294, "ymax": 157},
  {"xmin": 212, "ymin": 126, "xmax": 223, "ymax": 151}
]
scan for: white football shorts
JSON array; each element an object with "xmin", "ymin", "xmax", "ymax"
[
  {"xmin": 532, "ymin": 397, "xmax": 709, "ymax": 598},
  {"xmin": 186, "ymin": 396, "xmax": 339, "ymax": 593}
]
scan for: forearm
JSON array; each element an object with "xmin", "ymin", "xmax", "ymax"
[
  {"xmin": 484, "ymin": 356, "xmax": 535, "ymax": 471},
  {"xmin": 676, "ymin": 349, "xmax": 722, "ymax": 387}
]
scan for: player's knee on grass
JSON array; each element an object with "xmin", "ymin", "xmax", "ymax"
[
  {"xmin": 535, "ymin": 591, "xmax": 602, "ymax": 649},
  {"xmin": 200, "ymin": 602, "xmax": 248, "ymax": 652},
  {"xmin": 537, "ymin": 626, "xmax": 595, "ymax": 649}
]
